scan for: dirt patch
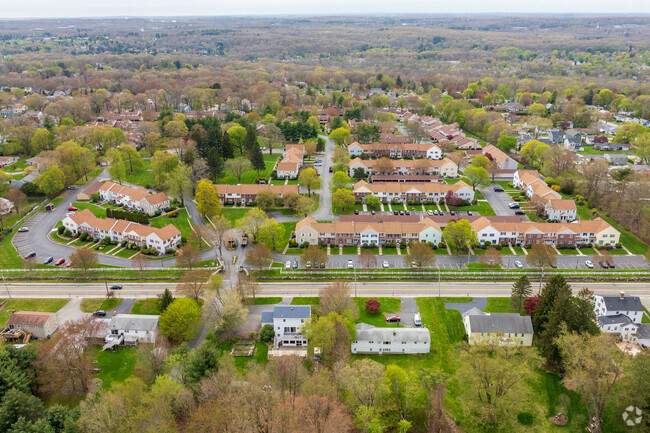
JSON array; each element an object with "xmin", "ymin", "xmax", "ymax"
[{"xmin": 549, "ymin": 413, "xmax": 568, "ymax": 426}]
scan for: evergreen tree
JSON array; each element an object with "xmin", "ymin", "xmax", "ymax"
[
  {"xmin": 206, "ymin": 147, "xmax": 224, "ymax": 181},
  {"xmin": 220, "ymin": 131, "xmax": 234, "ymax": 159},
  {"xmin": 396, "ymin": 75, "xmax": 403, "ymax": 87},
  {"xmin": 243, "ymin": 124, "xmax": 258, "ymax": 154},
  {"xmin": 249, "ymin": 141, "xmax": 266, "ymax": 176},
  {"xmin": 190, "ymin": 125, "xmax": 209, "ymax": 159},
  {"xmin": 185, "ymin": 342, "xmax": 221, "ymax": 384},
  {"xmin": 533, "ymin": 274, "xmax": 570, "ymax": 334},
  {"xmin": 510, "ymin": 275, "xmax": 532, "ymax": 313},
  {"xmin": 206, "ymin": 126, "xmax": 222, "ymax": 158},
  {"xmin": 160, "ymin": 288, "xmax": 174, "ymax": 313}
]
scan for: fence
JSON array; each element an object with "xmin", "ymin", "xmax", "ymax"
[
  {"xmin": 0, "ymin": 266, "xmax": 220, "ymax": 273},
  {"xmin": 277, "ymin": 268, "xmax": 650, "ymax": 278}
]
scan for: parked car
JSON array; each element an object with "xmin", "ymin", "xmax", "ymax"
[
  {"xmin": 427, "ymin": 210, "xmax": 433, "ymax": 216},
  {"xmin": 386, "ymin": 315, "xmax": 401, "ymax": 323},
  {"xmin": 24, "ymin": 252, "xmax": 36, "ymax": 259},
  {"xmin": 585, "ymin": 260, "xmax": 594, "ymax": 269},
  {"xmin": 399, "ymin": 210, "xmax": 404, "ymax": 215},
  {"xmin": 54, "ymin": 258, "xmax": 65, "ymax": 266},
  {"xmin": 515, "ymin": 210, "xmax": 526, "ymax": 215},
  {"xmin": 467, "ymin": 211, "xmax": 473, "ymax": 216},
  {"xmin": 514, "ymin": 261, "xmax": 523, "ymax": 268},
  {"xmin": 371, "ymin": 210, "xmax": 376, "ymax": 215},
  {"xmin": 414, "ymin": 313, "xmax": 422, "ymax": 327},
  {"xmin": 43, "ymin": 257, "xmax": 53, "ymax": 265},
  {"xmin": 93, "ymin": 310, "xmax": 106, "ymax": 317},
  {"xmin": 508, "ymin": 202, "xmax": 520, "ymax": 209},
  {"xmin": 67, "ymin": 185, "xmax": 77, "ymax": 190},
  {"xmin": 67, "ymin": 206, "xmax": 78, "ymax": 211},
  {"xmin": 493, "ymin": 186, "xmax": 504, "ymax": 192},
  {"xmin": 347, "ymin": 260, "xmax": 354, "ymax": 269},
  {"xmin": 110, "ymin": 284, "xmax": 122, "ymax": 290},
  {"xmin": 285, "ymin": 260, "xmax": 292, "ymax": 269},
  {"xmin": 405, "ymin": 210, "xmax": 410, "ymax": 215},
  {"xmin": 306, "ymin": 261, "xmax": 311, "ymax": 268},
  {"xmin": 329, "ymin": 166, "xmax": 333, "ymax": 173},
  {"xmin": 598, "ymin": 261, "xmax": 608, "ymax": 268},
  {"xmin": 17, "ymin": 226, "xmax": 29, "ymax": 233},
  {"xmin": 449, "ymin": 210, "xmax": 455, "ymax": 215},
  {"xmin": 433, "ymin": 210, "xmax": 438, "ymax": 215},
  {"xmin": 292, "ymin": 260, "xmax": 298, "ymax": 269},
  {"xmin": 354, "ymin": 210, "xmax": 359, "ymax": 215},
  {"xmin": 383, "ymin": 260, "xmax": 389, "ymax": 268},
  {"xmin": 393, "ymin": 211, "xmax": 399, "ymax": 215},
  {"xmin": 66, "ymin": 262, "xmax": 72, "ymax": 268}
]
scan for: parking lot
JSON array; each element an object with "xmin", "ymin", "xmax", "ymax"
[
  {"xmin": 480, "ymin": 184, "xmax": 527, "ymax": 217},
  {"xmin": 11, "ymin": 212, "xmax": 54, "ymax": 264}
]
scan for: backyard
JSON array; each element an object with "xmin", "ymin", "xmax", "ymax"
[{"xmin": 216, "ymin": 154, "xmax": 280, "ymax": 184}]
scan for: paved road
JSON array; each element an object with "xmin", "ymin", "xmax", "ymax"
[
  {"xmin": 3, "ymin": 281, "xmax": 650, "ymax": 298},
  {"xmin": 480, "ymin": 183, "xmax": 527, "ymax": 218},
  {"xmin": 310, "ymin": 134, "xmax": 336, "ymax": 221}
]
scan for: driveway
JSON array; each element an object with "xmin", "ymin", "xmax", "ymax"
[
  {"xmin": 399, "ymin": 297, "xmax": 419, "ymax": 326},
  {"xmin": 310, "ymin": 134, "xmax": 336, "ymax": 221},
  {"xmin": 111, "ymin": 298, "xmax": 135, "ymax": 315},
  {"xmin": 480, "ymin": 184, "xmax": 527, "ymax": 218},
  {"xmin": 55, "ymin": 298, "xmax": 89, "ymax": 324},
  {"xmin": 445, "ymin": 297, "xmax": 487, "ymax": 315}
]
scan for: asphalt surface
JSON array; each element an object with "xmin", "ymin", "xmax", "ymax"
[
  {"xmin": 479, "ymin": 183, "xmax": 527, "ymax": 217},
  {"xmin": 445, "ymin": 298, "xmax": 487, "ymax": 315},
  {"xmin": 399, "ymin": 297, "xmax": 419, "ymax": 326},
  {"xmin": 310, "ymin": 134, "xmax": 336, "ymax": 221},
  {"xmin": 4, "ymin": 281, "xmax": 650, "ymax": 298}
]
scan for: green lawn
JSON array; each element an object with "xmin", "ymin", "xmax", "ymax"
[
  {"xmin": 290, "ymin": 297, "xmax": 320, "ymax": 306},
  {"xmin": 1, "ymin": 157, "xmax": 27, "ymax": 173},
  {"xmin": 452, "ymin": 202, "xmax": 496, "ymax": 216},
  {"xmin": 124, "ymin": 159, "xmax": 153, "ymax": 188},
  {"xmin": 2, "ymin": 199, "xmax": 40, "ymax": 227},
  {"xmin": 0, "ymin": 231, "xmax": 25, "ymax": 268},
  {"xmin": 216, "ymin": 154, "xmax": 280, "ymax": 184},
  {"xmin": 607, "ymin": 248, "xmax": 628, "ymax": 255},
  {"xmin": 578, "ymin": 247, "xmax": 597, "ymax": 255},
  {"xmin": 381, "ymin": 247, "xmax": 399, "ymax": 255},
  {"xmin": 332, "ymin": 203, "xmax": 364, "ymax": 215},
  {"xmin": 220, "ymin": 208, "xmax": 249, "ymax": 226},
  {"xmin": 217, "ymin": 339, "xmax": 269, "ymax": 372},
  {"xmin": 484, "ymin": 297, "xmax": 512, "ymax": 313},
  {"xmin": 558, "ymin": 248, "xmax": 579, "ymax": 255},
  {"xmin": 114, "ymin": 248, "xmax": 139, "ymax": 259},
  {"xmin": 279, "ymin": 222, "xmax": 297, "ymax": 251},
  {"xmin": 587, "ymin": 210, "xmax": 648, "ymax": 255},
  {"xmin": 342, "ymin": 246, "xmax": 358, "ymax": 255},
  {"xmin": 80, "ymin": 298, "xmax": 122, "ymax": 313},
  {"xmin": 576, "ymin": 204, "xmax": 594, "ymax": 221},
  {"xmin": 151, "ymin": 208, "xmax": 193, "ymax": 239},
  {"xmin": 75, "ymin": 167, "xmax": 104, "ymax": 185},
  {"xmin": 284, "ymin": 248, "xmax": 303, "ymax": 255},
  {"xmin": 91, "ymin": 346, "xmax": 137, "ymax": 389},
  {"xmin": 354, "ymin": 297, "xmax": 402, "ymax": 327},
  {"xmin": 0, "ymin": 298, "xmax": 69, "ymax": 327},
  {"xmin": 131, "ymin": 298, "xmax": 161, "ymax": 315},
  {"xmin": 72, "ymin": 202, "xmax": 107, "ymax": 218},
  {"xmin": 251, "ymin": 297, "xmax": 282, "ymax": 305},
  {"xmin": 513, "ymin": 247, "xmax": 525, "ymax": 255}
]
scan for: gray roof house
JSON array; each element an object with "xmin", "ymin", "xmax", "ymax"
[
  {"xmin": 603, "ymin": 154, "xmax": 628, "ymax": 166},
  {"xmin": 462, "ymin": 310, "xmax": 533, "ymax": 346},
  {"xmin": 564, "ymin": 130, "xmax": 583, "ymax": 151},
  {"xmin": 351, "ymin": 323, "xmax": 431, "ymax": 354},
  {"xmin": 107, "ymin": 314, "xmax": 159, "ymax": 346},
  {"xmin": 549, "ymin": 129, "xmax": 564, "ymax": 144},
  {"xmin": 261, "ymin": 305, "xmax": 311, "ymax": 349}
]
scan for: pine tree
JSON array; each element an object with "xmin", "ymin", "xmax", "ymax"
[
  {"xmin": 510, "ymin": 275, "xmax": 532, "ymax": 313},
  {"xmin": 533, "ymin": 274, "xmax": 571, "ymax": 334},
  {"xmin": 207, "ymin": 147, "xmax": 224, "ymax": 181},
  {"xmin": 160, "ymin": 288, "xmax": 174, "ymax": 313},
  {"xmin": 220, "ymin": 131, "xmax": 234, "ymax": 159},
  {"xmin": 243, "ymin": 124, "xmax": 258, "ymax": 154},
  {"xmin": 249, "ymin": 141, "xmax": 266, "ymax": 176}
]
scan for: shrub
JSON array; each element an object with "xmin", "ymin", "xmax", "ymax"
[
  {"xmin": 365, "ymin": 299, "xmax": 381, "ymax": 314},
  {"xmin": 155, "ymin": 210, "xmax": 162, "ymax": 216},
  {"xmin": 120, "ymin": 240, "xmax": 127, "ymax": 247},
  {"xmin": 399, "ymin": 242, "xmax": 406, "ymax": 250},
  {"xmin": 90, "ymin": 192, "xmax": 100, "ymax": 202},
  {"xmin": 102, "ymin": 236, "xmax": 111, "ymax": 245},
  {"xmin": 495, "ymin": 244, "xmax": 502, "ymax": 250},
  {"xmin": 167, "ymin": 211, "xmax": 178, "ymax": 218},
  {"xmin": 517, "ymin": 413, "xmax": 533, "ymax": 425},
  {"xmin": 165, "ymin": 248, "xmax": 175, "ymax": 255},
  {"xmin": 141, "ymin": 247, "xmax": 149, "ymax": 254},
  {"xmin": 80, "ymin": 232, "xmax": 89, "ymax": 241},
  {"xmin": 64, "ymin": 229, "xmax": 72, "ymax": 237},
  {"xmin": 57, "ymin": 226, "xmax": 65, "ymax": 235},
  {"xmin": 615, "ymin": 243, "xmax": 622, "ymax": 249},
  {"xmin": 260, "ymin": 324, "xmax": 275, "ymax": 342}
]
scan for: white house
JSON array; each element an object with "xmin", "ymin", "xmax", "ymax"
[
  {"xmin": 261, "ymin": 305, "xmax": 311, "ymax": 349},
  {"xmin": 544, "ymin": 199, "xmax": 577, "ymax": 222},
  {"xmin": 351, "ymin": 323, "xmax": 431, "ymax": 354},
  {"xmin": 594, "ymin": 292, "xmax": 644, "ymax": 325},
  {"xmin": 352, "ymin": 180, "xmax": 474, "ymax": 204},
  {"xmin": 597, "ymin": 315, "xmax": 640, "ymax": 342},
  {"xmin": 99, "ymin": 181, "xmax": 170, "ymax": 215},
  {"xmin": 107, "ymin": 314, "xmax": 159, "ymax": 345},
  {"xmin": 462, "ymin": 308, "xmax": 534, "ymax": 346}
]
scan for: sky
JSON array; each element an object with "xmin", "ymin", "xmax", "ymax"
[{"xmin": 2, "ymin": 0, "xmax": 650, "ymax": 19}]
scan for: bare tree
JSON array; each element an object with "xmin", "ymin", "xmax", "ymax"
[
  {"xmin": 70, "ymin": 247, "xmax": 99, "ymax": 278},
  {"xmin": 177, "ymin": 269, "xmax": 212, "ymax": 302},
  {"xmin": 228, "ymin": 160, "xmax": 248, "ymax": 183},
  {"xmin": 479, "ymin": 246, "xmax": 503, "ymax": 268},
  {"xmin": 273, "ymin": 355, "xmax": 307, "ymax": 404},
  {"xmin": 236, "ymin": 275, "xmax": 261, "ymax": 303},
  {"xmin": 176, "ymin": 244, "xmax": 202, "ymax": 270},
  {"xmin": 373, "ymin": 157, "xmax": 394, "ymax": 175},
  {"xmin": 246, "ymin": 244, "xmax": 273, "ymax": 270},
  {"xmin": 132, "ymin": 254, "xmax": 149, "ymax": 271},
  {"xmin": 318, "ymin": 280, "xmax": 358, "ymax": 319},
  {"xmin": 301, "ymin": 245, "xmax": 328, "ymax": 268},
  {"xmin": 137, "ymin": 333, "xmax": 170, "ymax": 380},
  {"xmin": 208, "ymin": 215, "xmax": 231, "ymax": 262},
  {"xmin": 404, "ymin": 241, "xmax": 436, "ymax": 268},
  {"xmin": 359, "ymin": 249, "xmax": 376, "ymax": 269},
  {"xmin": 7, "ymin": 188, "xmax": 27, "ymax": 213}
]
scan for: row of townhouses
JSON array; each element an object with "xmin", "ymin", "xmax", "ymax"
[
  {"xmin": 347, "ymin": 142, "xmax": 442, "ymax": 160},
  {"xmin": 352, "ymin": 180, "xmax": 474, "ymax": 203},
  {"xmin": 276, "ymin": 144, "xmax": 304, "ymax": 179},
  {"xmin": 214, "ymin": 184, "xmax": 299, "ymax": 204},
  {"xmin": 99, "ymin": 181, "xmax": 170, "ymax": 216},
  {"xmin": 513, "ymin": 170, "xmax": 577, "ymax": 222},
  {"xmin": 349, "ymin": 157, "xmax": 458, "ymax": 178},
  {"xmin": 62, "ymin": 209, "xmax": 181, "ymax": 253},
  {"xmin": 296, "ymin": 216, "xmax": 442, "ymax": 246}
]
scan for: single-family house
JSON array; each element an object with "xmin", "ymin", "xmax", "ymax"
[
  {"xmin": 351, "ymin": 323, "xmax": 431, "ymax": 354},
  {"xmin": 603, "ymin": 154, "xmax": 628, "ymax": 166},
  {"xmin": 106, "ymin": 314, "xmax": 159, "ymax": 347},
  {"xmin": 594, "ymin": 293, "xmax": 644, "ymax": 324},
  {"xmin": 261, "ymin": 305, "xmax": 311, "ymax": 349},
  {"xmin": 6, "ymin": 311, "xmax": 59, "ymax": 339},
  {"xmin": 483, "ymin": 144, "xmax": 518, "ymax": 170},
  {"xmin": 564, "ymin": 130, "xmax": 583, "ymax": 151},
  {"xmin": 462, "ymin": 308, "xmax": 533, "ymax": 346}
]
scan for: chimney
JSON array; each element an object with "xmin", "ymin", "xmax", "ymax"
[{"xmin": 619, "ymin": 291, "xmax": 625, "ymax": 300}]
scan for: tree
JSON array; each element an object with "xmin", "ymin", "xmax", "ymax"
[
  {"xmin": 294, "ymin": 195, "xmax": 314, "ymax": 217},
  {"xmin": 405, "ymin": 242, "xmax": 435, "ymax": 268},
  {"xmin": 107, "ymin": 148, "xmax": 127, "ymax": 184},
  {"xmin": 364, "ymin": 299, "xmax": 381, "ymax": 314},
  {"xmin": 298, "ymin": 167, "xmax": 321, "ymax": 197},
  {"xmin": 510, "ymin": 276, "xmax": 532, "ymax": 313},
  {"xmin": 329, "ymin": 127, "xmax": 351, "ymax": 146},
  {"xmin": 471, "ymin": 154, "xmax": 490, "ymax": 169},
  {"xmin": 206, "ymin": 147, "xmax": 224, "ymax": 180},
  {"xmin": 159, "ymin": 298, "xmax": 201, "ymax": 343},
  {"xmin": 359, "ymin": 250, "xmax": 376, "ymax": 269},
  {"xmin": 131, "ymin": 253, "xmax": 149, "ymax": 272},
  {"xmin": 228, "ymin": 159, "xmax": 248, "ymax": 183},
  {"xmin": 318, "ymin": 280, "xmax": 357, "ymax": 318},
  {"xmin": 383, "ymin": 364, "xmax": 421, "ymax": 423},
  {"xmin": 195, "ymin": 179, "xmax": 221, "ymax": 219},
  {"xmin": 373, "ymin": 157, "xmax": 394, "ymax": 175},
  {"xmin": 332, "ymin": 147, "xmax": 351, "ymax": 173},
  {"xmin": 237, "ymin": 207, "xmax": 267, "ymax": 242},
  {"xmin": 556, "ymin": 331, "xmax": 623, "ymax": 433},
  {"xmin": 496, "ymin": 135, "xmax": 517, "ymax": 153},
  {"xmin": 258, "ymin": 218, "xmax": 286, "ymax": 250},
  {"xmin": 185, "ymin": 342, "xmax": 221, "ymax": 385},
  {"xmin": 6, "ymin": 189, "xmax": 26, "ymax": 214},
  {"xmin": 523, "ymin": 295, "xmax": 539, "ymax": 317},
  {"xmin": 260, "ymin": 324, "xmax": 275, "ymax": 342},
  {"xmin": 35, "ymin": 166, "xmax": 66, "ymax": 197},
  {"xmin": 405, "ymin": 121, "xmax": 428, "ymax": 143},
  {"xmin": 176, "ymin": 244, "xmax": 201, "ymax": 269},
  {"xmin": 363, "ymin": 194, "xmax": 380, "ymax": 210},
  {"xmin": 159, "ymin": 288, "xmax": 174, "ymax": 312},
  {"xmin": 246, "ymin": 244, "xmax": 273, "ymax": 270},
  {"xmin": 458, "ymin": 340, "xmax": 538, "ymax": 425},
  {"xmin": 163, "ymin": 120, "xmax": 189, "ymax": 138},
  {"xmin": 479, "ymin": 246, "xmax": 502, "ymax": 268},
  {"xmin": 445, "ymin": 190, "xmax": 463, "ymax": 208},
  {"xmin": 227, "ymin": 125, "xmax": 247, "ymax": 154},
  {"xmin": 333, "ymin": 188, "xmax": 355, "ymax": 211},
  {"xmin": 304, "ymin": 312, "xmax": 356, "ymax": 366},
  {"xmin": 261, "ymin": 123, "xmax": 284, "ymax": 155},
  {"xmin": 301, "ymin": 245, "xmax": 328, "ymax": 268},
  {"xmin": 0, "ymin": 388, "xmax": 46, "ymax": 432},
  {"xmin": 243, "ymin": 123, "xmax": 258, "ymax": 154},
  {"xmin": 592, "ymin": 250, "xmax": 613, "ymax": 268},
  {"xmin": 255, "ymin": 190, "xmax": 278, "ymax": 211},
  {"xmin": 526, "ymin": 243, "xmax": 557, "ymax": 287},
  {"xmin": 463, "ymin": 165, "xmax": 490, "ymax": 190},
  {"xmin": 249, "ymin": 141, "xmax": 266, "ymax": 175},
  {"xmin": 448, "ymin": 150, "xmax": 467, "ymax": 170},
  {"xmin": 521, "ymin": 140, "xmax": 550, "ymax": 169},
  {"xmin": 70, "ymin": 247, "xmax": 98, "ymax": 278},
  {"xmin": 443, "ymin": 220, "xmax": 477, "ymax": 252},
  {"xmin": 632, "ymin": 133, "xmax": 650, "ymax": 165},
  {"xmin": 330, "ymin": 171, "xmax": 352, "ymax": 190},
  {"xmin": 209, "ymin": 215, "xmax": 231, "ymax": 260},
  {"xmin": 119, "ymin": 144, "xmax": 143, "ymax": 173},
  {"xmin": 214, "ymin": 290, "xmax": 248, "ymax": 335},
  {"xmin": 177, "ymin": 270, "xmax": 212, "ymax": 302},
  {"xmin": 304, "ymin": 140, "xmax": 317, "ymax": 159},
  {"xmin": 166, "ymin": 164, "xmax": 192, "ymax": 206},
  {"xmin": 620, "ymin": 353, "xmax": 650, "ymax": 430}
]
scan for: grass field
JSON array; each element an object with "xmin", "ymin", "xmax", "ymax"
[
  {"xmin": 1, "ymin": 157, "xmax": 27, "ymax": 173},
  {"xmin": 80, "ymin": 298, "xmax": 122, "ymax": 313},
  {"xmin": 290, "ymin": 297, "xmax": 320, "ymax": 306},
  {"xmin": 342, "ymin": 246, "xmax": 358, "ymax": 255},
  {"xmin": 151, "ymin": 208, "xmax": 193, "ymax": 239},
  {"xmin": 90, "ymin": 346, "xmax": 137, "ymax": 389},
  {"xmin": 354, "ymin": 297, "xmax": 402, "ymax": 327},
  {"xmin": 593, "ymin": 210, "xmax": 649, "ymax": 255},
  {"xmin": 251, "ymin": 297, "xmax": 282, "ymax": 305},
  {"xmin": 218, "ymin": 339, "xmax": 269, "ymax": 372},
  {"xmin": 71, "ymin": 201, "xmax": 108, "ymax": 218},
  {"xmin": 483, "ymin": 297, "xmax": 512, "ymax": 313},
  {"xmin": 0, "ymin": 298, "xmax": 69, "ymax": 327},
  {"xmin": 220, "ymin": 208, "xmax": 249, "ymax": 226},
  {"xmin": 0, "ymin": 231, "xmax": 25, "ymax": 268},
  {"xmin": 216, "ymin": 154, "xmax": 280, "ymax": 184},
  {"xmin": 131, "ymin": 298, "xmax": 161, "ymax": 315},
  {"xmin": 124, "ymin": 158, "xmax": 153, "ymax": 188}
]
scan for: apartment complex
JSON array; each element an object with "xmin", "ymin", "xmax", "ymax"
[
  {"xmin": 62, "ymin": 209, "xmax": 181, "ymax": 253},
  {"xmin": 347, "ymin": 142, "xmax": 442, "ymax": 160},
  {"xmin": 213, "ymin": 184, "xmax": 299, "ymax": 204},
  {"xmin": 349, "ymin": 157, "xmax": 457, "ymax": 178},
  {"xmin": 276, "ymin": 144, "xmax": 304, "ymax": 178},
  {"xmin": 99, "ymin": 181, "xmax": 170, "ymax": 216},
  {"xmin": 352, "ymin": 180, "xmax": 474, "ymax": 203},
  {"xmin": 295, "ymin": 216, "xmax": 442, "ymax": 246},
  {"xmin": 513, "ymin": 169, "xmax": 576, "ymax": 221}
]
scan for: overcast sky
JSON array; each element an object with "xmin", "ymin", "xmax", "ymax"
[{"xmin": 2, "ymin": 0, "xmax": 649, "ymax": 19}]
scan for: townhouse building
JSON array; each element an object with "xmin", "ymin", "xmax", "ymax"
[
  {"xmin": 295, "ymin": 216, "xmax": 442, "ymax": 246},
  {"xmin": 99, "ymin": 181, "xmax": 170, "ymax": 216},
  {"xmin": 62, "ymin": 209, "xmax": 181, "ymax": 253},
  {"xmin": 352, "ymin": 180, "xmax": 474, "ymax": 204},
  {"xmin": 349, "ymin": 157, "xmax": 457, "ymax": 178},
  {"xmin": 470, "ymin": 216, "xmax": 620, "ymax": 247},
  {"xmin": 482, "ymin": 144, "xmax": 518, "ymax": 170},
  {"xmin": 513, "ymin": 169, "xmax": 575, "ymax": 221},
  {"xmin": 347, "ymin": 142, "xmax": 442, "ymax": 160},
  {"xmin": 351, "ymin": 323, "xmax": 431, "ymax": 354},
  {"xmin": 544, "ymin": 199, "xmax": 577, "ymax": 222},
  {"xmin": 213, "ymin": 184, "xmax": 299, "ymax": 204}
]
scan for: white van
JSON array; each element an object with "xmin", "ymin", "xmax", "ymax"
[{"xmin": 413, "ymin": 313, "xmax": 422, "ymax": 327}]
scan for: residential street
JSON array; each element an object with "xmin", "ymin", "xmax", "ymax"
[{"xmin": 309, "ymin": 134, "xmax": 336, "ymax": 221}]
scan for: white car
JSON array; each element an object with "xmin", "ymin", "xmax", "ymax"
[
  {"xmin": 427, "ymin": 210, "xmax": 433, "ymax": 216},
  {"xmin": 514, "ymin": 261, "xmax": 523, "ymax": 268},
  {"xmin": 508, "ymin": 202, "xmax": 520, "ymax": 209},
  {"xmin": 383, "ymin": 260, "xmax": 389, "ymax": 268},
  {"xmin": 347, "ymin": 260, "xmax": 354, "ymax": 269},
  {"xmin": 585, "ymin": 260, "xmax": 594, "ymax": 269},
  {"xmin": 285, "ymin": 260, "xmax": 292, "ymax": 269}
]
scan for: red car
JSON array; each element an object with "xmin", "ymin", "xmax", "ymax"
[
  {"xmin": 67, "ymin": 206, "xmax": 78, "ymax": 211},
  {"xmin": 386, "ymin": 315, "xmax": 401, "ymax": 323},
  {"xmin": 66, "ymin": 262, "xmax": 72, "ymax": 268},
  {"xmin": 54, "ymin": 258, "xmax": 66, "ymax": 266}
]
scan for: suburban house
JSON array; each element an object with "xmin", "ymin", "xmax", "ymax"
[
  {"xmin": 213, "ymin": 184, "xmax": 299, "ymax": 204},
  {"xmin": 482, "ymin": 144, "xmax": 518, "ymax": 170},
  {"xmin": 349, "ymin": 157, "xmax": 457, "ymax": 178},
  {"xmin": 548, "ymin": 129, "xmax": 564, "ymax": 144},
  {"xmin": 564, "ymin": 130, "xmax": 583, "ymax": 151},
  {"xmin": 462, "ymin": 308, "xmax": 533, "ymax": 346},
  {"xmin": 594, "ymin": 143, "xmax": 630, "ymax": 151},
  {"xmin": 454, "ymin": 137, "xmax": 482, "ymax": 150},
  {"xmin": 352, "ymin": 180, "xmax": 474, "ymax": 204},
  {"xmin": 261, "ymin": 305, "xmax": 311, "ymax": 349},
  {"xmin": 594, "ymin": 293, "xmax": 649, "ymax": 346},
  {"xmin": 603, "ymin": 154, "xmax": 628, "ymax": 165},
  {"xmin": 6, "ymin": 311, "xmax": 59, "ymax": 339},
  {"xmin": 62, "ymin": 209, "xmax": 181, "ymax": 253},
  {"xmin": 544, "ymin": 199, "xmax": 577, "ymax": 222},
  {"xmin": 347, "ymin": 142, "xmax": 442, "ymax": 160},
  {"xmin": 351, "ymin": 323, "xmax": 431, "ymax": 354},
  {"xmin": 99, "ymin": 181, "xmax": 170, "ymax": 215},
  {"xmin": 276, "ymin": 144, "xmax": 304, "ymax": 179},
  {"xmin": 471, "ymin": 216, "xmax": 620, "ymax": 247},
  {"xmin": 104, "ymin": 314, "xmax": 159, "ymax": 349},
  {"xmin": 296, "ymin": 216, "xmax": 442, "ymax": 246}
]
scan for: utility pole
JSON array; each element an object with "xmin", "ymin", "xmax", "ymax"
[
  {"xmin": 103, "ymin": 268, "xmax": 109, "ymax": 297},
  {"xmin": 2, "ymin": 275, "xmax": 11, "ymax": 299},
  {"xmin": 438, "ymin": 267, "xmax": 441, "ymax": 297}
]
